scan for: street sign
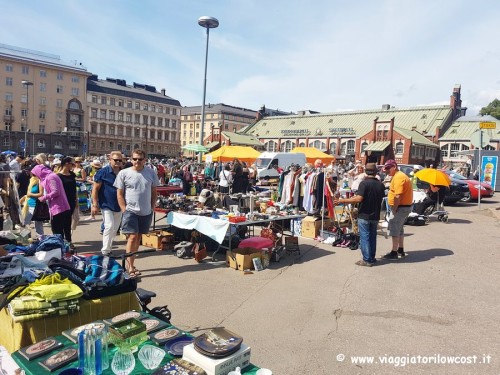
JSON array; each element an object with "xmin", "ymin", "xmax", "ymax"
[
  {"xmin": 83, "ymin": 144, "xmax": 87, "ymax": 152},
  {"xmin": 479, "ymin": 121, "xmax": 496, "ymax": 129},
  {"xmin": 471, "ymin": 130, "xmax": 491, "ymax": 149},
  {"xmin": 19, "ymin": 139, "xmax": 25, "ymax": 148}
]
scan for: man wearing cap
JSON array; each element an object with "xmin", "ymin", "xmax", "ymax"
[
  {"xmin": 92, "ymin": 151, "xmax": 124, "ymax": 255},
  {"xmin": 382, "ymin": 159, "xmax": 413, "ymax": 259},
  {"xmin": 115, "ymin": 149, "xmax": 159, "ymax": 277},
  {"xmin": 198, "ymin": 188, "xmax": 216, "ymax": 209},
  {"xmin": 334, "ymin": 163, "xmax": 385, "ymax": 266}
]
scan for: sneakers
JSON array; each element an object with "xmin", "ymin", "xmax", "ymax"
[
  {"xmin": 355, "ymin": 260, "xmax": 374, "ymax": 267},
  {"xmin": 382, "ymin": 251, "xmax": 399, "ymax": 260},
  {"xmin": 382, "ymin": 250, "xmax": 407, "ymax": 259}
]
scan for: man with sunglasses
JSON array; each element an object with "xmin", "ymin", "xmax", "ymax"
[
  {"xmin": 382, "ymin": 159, "xmax": 413, "ymax": 260},
  {"xmin": 92, "ymin": 151, "xmax": 124, "ymax": 255},
  {"xmin": 115, "ymin": 149, "xmax": 159, "ymax": 277}
]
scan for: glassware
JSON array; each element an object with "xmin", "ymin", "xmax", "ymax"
[
  {"xmin": 138, "ymin": 344, "xmax": 165, "ymax": 370},
  {"xmin": 111, "ymin": 349, "xmax": 135, "ymax": 375}
]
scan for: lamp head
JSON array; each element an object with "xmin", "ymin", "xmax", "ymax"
[{"xmin": 198, "ymin": 16, "xmax": 219, "ymax": 28}]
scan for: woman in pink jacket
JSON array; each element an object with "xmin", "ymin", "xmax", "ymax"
[{"xmin": 30, "ymin": 164, "xmax": 71, "ymax": 238}]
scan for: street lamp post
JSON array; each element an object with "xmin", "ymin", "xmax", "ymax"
[
  {"xmin": 197, "ymin": 16, "xmax": 219, "ymax": 163},
  {"xmin": 21, "ymin": 80, "xmax": 33, "ymax": 156}
]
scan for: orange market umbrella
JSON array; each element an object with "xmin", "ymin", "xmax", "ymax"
[
  {"xmin": 414, "ymin": 168, "xmax": 451, "ymax": 187},
  {"xmin": 290, "ymin": 147, "xmax": 334, "ymax": 164},
  {"xmin": 203, "ymin": 145, "xmax": 260, "ymax": 164}
]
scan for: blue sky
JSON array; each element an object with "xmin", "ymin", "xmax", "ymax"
[{"xmin": 2, "ymin": 0, "xmax": 499, "ymax": 115}]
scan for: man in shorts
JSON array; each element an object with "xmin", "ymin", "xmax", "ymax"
[
  {"xmin": 382, "ymin": 159, "xmax": 413, "ymax": 259},
  {"xmin": 115, "ymin": 149, "xmax": 159, "ymax": 277}
]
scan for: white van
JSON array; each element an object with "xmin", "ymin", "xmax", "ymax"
[{"xmin": 255, "ymin": 152, "xmax": 306, "ymax": 180}]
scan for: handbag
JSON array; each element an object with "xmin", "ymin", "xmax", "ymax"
[{"xmin": 32, "ymin": 200, "xmax": 50, "ymax": 221}]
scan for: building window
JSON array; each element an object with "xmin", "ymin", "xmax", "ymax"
[
  {"xmin": 150, "ymin": 117, "xmax": 156, "ymax": 126},
  {"xmin": 126, "ymin": 114, "xmax": 132, "ymax": 123},
  {"xmin": 38, "ymin": 139, "xmax": 46, "ymax": 148},
  {"xmin": 39, "ymin": 111, "xmax": 46, "ymax": 120},
  {"xmin": 282, "ymin": 140, "xmax": 295, "ymax": 152},
  {"xmin": 172, "ymin": 120, "xmax": 176, "ymax": 129},
  {"xmin": 265, "ymin": 141, "xmax": 278, "ymax": 152},
  {"xmin": 158, "ymin": 118, "xmax": 163, "ymax": 127},
  {"xmin": 312, "ymin": 140, "xmax": 326, "ymax": 151},
  {"xmin": 57, "ymin": 72, "xmax": 64, "ymax": 80},
  {"xmin": 109, "ymin": 111, "xmax": 115, "ymax": 121},
  {"xmin": 40, "ymin": 83, "xmax": 46, "ymax": 92},
  {"xmin": 100, "ymin": 140, "xmax": 105, "ymax": 149},
  {"xmin": 118, "ymin": 99, "xmax": 123, "ymax": 107},
  {"xmin": 39, "ymin": 125, "xmax": 46, "ymax": 133},
  {"xmin": 118, "ymin": 112, "xmax": 123, "ymax": 122},
  {"xmin": 71, "ymin": 87, "xmax": 79, "ymax": 96},
  {"xmin": 56, "ymin": 112, "xmax": 63, "ymax": 121},
  {"xmin": 143, "ymin": 104, "xmax": 148, "ymax": 111},
  {"xmin": 134, "ymin": 114, "xmax": 140, "ymax": 124},
  {"xmin": 450, "ymin": 143, "xmax": 460, "ymax": 158},
  {"xmin": 100, "ymin": 110, "xmax": 106, "ymax": 119},
  {"xmin": 91, "ymin": 109, "xmax": 97, "ymax": 118},
  {"xmin": 151, "ymin": 105, "xmax": 155, "ymax": 112},
  {"xmin": 56, "ymin": 85, "xmax": 63, "ymax": 94},
  {"xmin": 40, "ymin": 70, "xmax": 47, "ymax": 77},
  {"xmin": 54, "ymin": 140, "xmax": 63, "ymax": 149},
  {"xmin": 71, "ymin": 76, "xmax": 80, "ymax": 83},
  {"xmin": 135, "ymin": 102, "xmax": 140, "ymax": 110},
  {"xmin": 22, "ymin": 66, "xmax": 29, "ymax": 74},
  {"xmin": 172, "ymin": 108, "xmax": 177, "ymax": 115},
  {"xmin": 328, "ymin": 142, "xmax": 336, "ymax": 154},
  {"xmin": 165, "ymin": 107, "xmax": 170, "ymax": 115},
  {"xmin": 127, "ymin": 101, "xmax": 132, "ymax": 108},
  {"xmin": 21, "ymin": 94, "xmax": 27, "ymax": 104},
  {"xmin": 101, "ymin": 96, "xmax": 107, "ymax": 105},
  {"xmin": 5, "ymin": 64, "xmax": 13, "ymax": 72},
  {"xmin": 110, "ymin": 98, "xmax": 115, "ymax": 106},
  {"xmin": 70, "ymin": 142, "xmax": 77, "ymax": 150},
  {"xmin": 21, "ymin": 108, "xmax": 27, "ymax": 117},
  {"xmin": 109, "ymin": 141, "xmax": 114, "ymax": 149},
  {"xmin": 5, "ymin": 77, "xmax": 13, "ymax": 86},
  {"xmin": 92, "ymin": 95, "xmax": 98, "ymax": 103},
  {"xmin": 347, "ymin": 140, "xmax": 355, "ymax": 154},
  {"xmin": 395, "ymin": 141, "xmax": 404, "ymax": 154},
  {"xmin": 361, "ymin": 141, "xmax": 368, "ymax": 153},
  {"xmin": 40, "ymin": 97, "xmax": 47, "ymax": 105},
  {"xmin": 109, "ymin": 125, "xmax": 115, "ymax": 135},
  {"xmin": 5, "ymin": 92, "xmax": 13, "ymax": 101},
  {"xmin": 165, "ymin": 119, "xmax": 170, "ymax": 128},
  {"xmin": 143, "ymin": 115, "xmax": 148, "ymax": 125},
  {"xmin": 56, "ymin": 99, "xmax": 63, "ymax": 108}
]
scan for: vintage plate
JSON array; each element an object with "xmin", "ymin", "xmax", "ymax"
[{"xmin": 164, "ymin": 336, "xmax": 194, "ymax": 357}]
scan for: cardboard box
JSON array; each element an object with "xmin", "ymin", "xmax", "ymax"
[
  {"xmin": 182, "ymin": 343, "xmax": 251, "ymax": 375},
  {"xmin": 226, "ymin": 248, "xmax": 262, "ymax": 271},
  {"xmin": 301, "ymin": 216, "xmax": 331, "ymax": 238},
  {"xmin": 141, "ymin": 230, "xmax": 174, "ymax": 250}
]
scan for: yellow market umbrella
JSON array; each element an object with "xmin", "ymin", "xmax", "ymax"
[
  {"xmin": 291, "ymin": 147, "xmax": 335, "ymax": 164},
  {"xmin": 203, "ymin": 145, "xmax": 260, "ymax": 164},
  {"xmin": 414, "ymin": 168, "xmax": 451, "ymax": 187}
]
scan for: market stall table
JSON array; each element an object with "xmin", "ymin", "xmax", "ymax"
[
  {"xmin": 12, "ymin": 314, "xmax": 261, "ymax": 375},
  {"xmin": 0, "ymin": 291, "xmax": 139, "ymax": 353},
  {"xmin": 166, "ymin": 211, "xmax": 306, "ymax": 260}
]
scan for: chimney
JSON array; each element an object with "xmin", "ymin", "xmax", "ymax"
[
  {"xmin": 161, "ymin": 89, "xmax": 166, "ymax": 96},
  {"xmin": 382, "ymin": 104, "xmax": 390, "ymax": 110}
]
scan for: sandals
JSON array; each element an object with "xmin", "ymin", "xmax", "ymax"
[{"xmin": 128, "ymin": 267, "xmax": 142, "ymax": 278}]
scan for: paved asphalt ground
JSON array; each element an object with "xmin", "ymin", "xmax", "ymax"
[{"xmin": 71, "ymin": 197, "xmax": 500, "ymax": 375}]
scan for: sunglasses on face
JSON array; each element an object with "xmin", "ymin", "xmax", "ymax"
[
  {"xmin": 112, "ymin": 159, "xmax": 123, "ymax": 162},
  {"xmin": 132, "ymin": 158, "xmax": 144, "ymax": 161}
]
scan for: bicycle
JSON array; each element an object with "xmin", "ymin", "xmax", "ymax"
[{"xmin": 110, "ymin": 249, "xmax": 172, "ymax": 324}]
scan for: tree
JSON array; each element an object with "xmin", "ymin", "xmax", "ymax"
[{"xmin": 480, "ymin": 99, "xmax": 500, "ymax": 120}]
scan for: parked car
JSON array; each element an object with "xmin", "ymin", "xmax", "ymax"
[
  {"xmin": 444, "ymin": 170, "xmax": 494, "ymax": 200},
  {"xmin": 384, "ymin": 164, "xmax": 471, "ymax": 205}
]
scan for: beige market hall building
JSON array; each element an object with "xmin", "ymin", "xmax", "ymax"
[{"xmin": 243, "ymin": 85, "xmax": 473, "ymax": 167}]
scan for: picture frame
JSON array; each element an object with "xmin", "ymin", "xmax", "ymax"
[{"xmin": 252, "ymin": 257, "xmax": 263, "ymax": 271}]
